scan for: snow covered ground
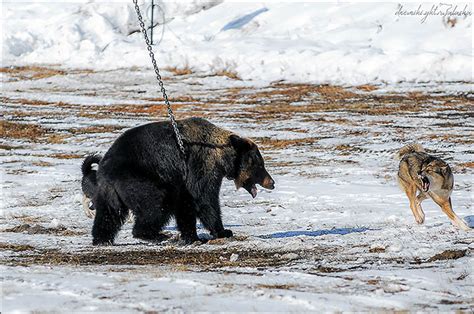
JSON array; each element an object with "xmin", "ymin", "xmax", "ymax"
[
  {"xmin": 1, "ymin": 66, "xmax": 473, "ymax": 312},
  {"xmin": 3, "ymin": 1, "xmax": 473, "ymax": 84}
]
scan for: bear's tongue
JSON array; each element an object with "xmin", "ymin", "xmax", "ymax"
[{"xmin": 251, "ymin": 185, "xmax": 257, "ymax": 198}]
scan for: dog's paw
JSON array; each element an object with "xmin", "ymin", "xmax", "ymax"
[
  {"xmin": 415, "ymin": 215, "xmax": 425, "ymax": 224},
  {"xmin": 220, "ymin": 229, "xmax": 233, "ymax": 238},
  {"xmin": 133, "ymin": 232, "xmax": 171, "ymax": 242},
  {"xmin": 179, "ymin": 236, "xmax": 206, "ymax": 246},
  {"xmin": 455, "ymin": 218, "xmax": 472, "ymax": 231},
  {"xmin": 92, "ymin": 239, "xmax": 114, "ymax": 246}
]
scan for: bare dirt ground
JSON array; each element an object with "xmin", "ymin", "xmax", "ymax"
[{"xmin": 1, "ymin": 66, "xmax": 473, "ymax": 312}]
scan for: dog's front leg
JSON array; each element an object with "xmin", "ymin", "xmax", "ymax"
[
  {"xmin": 414, "ymin": 192, "xmax": 428, "ymax": 221},
  {"xmin": 431, "ymin": 195, "xmax": 470, "ymax": 231}
]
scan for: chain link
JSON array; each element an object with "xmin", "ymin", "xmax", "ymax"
[{"xmin": 132, "ymin": 0, "xmax": 186, "ymax": 156}]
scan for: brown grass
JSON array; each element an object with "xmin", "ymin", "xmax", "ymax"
[
  {"xmin": 0, "ymin": 144, "xmax": 26, "ymax": 150},
  {"xmin": 254, "ymin": 137, "xmax": 319, "ymax": 149},
  {"xmin": 0, "ymin": 120, "xmax": 70, "ymax": 143},
  {"xmin": 355, "ymin": 84, "xmax": 379, "ymax": 92},
  {"xmin": 213, "ymin": 70, "xmax": 241, "ymax": 80},
  {"xmin": 256, "ymin": 284, "xmax": 297, "ymax": 290},
  {"xmin": 0, "ymin": 66, "xmax": 93, "ymax": 80},
  {"xmin": 0, "ymin": 242, "xmax": 36, "ymax": 252},
  {"xmin": 32, "ymin": 161, "xmax": 53, "ymax": 167},
  {"xmin": 369, "ymin": 247, "xmax": 386, "ymax": 253},
  {"xmin": 457, "ymin": 162, "xmax": 474, "ymax": 168},
  {"xmin": 46, "ymin": 134, "xmax": 70, "ymax": 144},
  {"xmin": 165, "ymin": 66, "xmax": 193, "ymax": 76},
  {"xmin": 0, "ymin": 120, "xmax": 48, "ymax": 141},
  {"xmin": 0, "ymin": 66, "xmax": 65, "ymax": 79},
  {"xmin": 143, "ymin": 95, "xmax": 198, "ymax": 103},
  {"xmin": 48, "ymin": 153, "xmax": 83, "ymax": 159},
  {"xmin": 428, "ymin": 249, "xmax": 467, "ymax": 262},
  {"xmin": 1, "ymin": 97, "xmax": 54, "ymax": 106},
  {"xmin": 67, "ymin": 125, "xmax": 124, "ymax": 135},
  {"xmin": 3, "ymin": 224, "xmax": 86, "ymax": 237},
  {"xmin": 11, "ymin": 215, "xmax": 46, "ymax": 224}
]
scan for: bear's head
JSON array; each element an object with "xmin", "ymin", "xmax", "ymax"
[{"xmin": 230, "ymin": 134, "xmax": 275, "ymax": 198}]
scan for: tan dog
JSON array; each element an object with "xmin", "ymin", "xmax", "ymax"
[{"xmin": 397, "ymin": 144, "xmax": 470, "ymax": 230}]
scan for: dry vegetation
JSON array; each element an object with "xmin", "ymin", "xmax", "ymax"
[
  {"xmin": 0, "ymin": 66, "xmax": 93, "ymax": 80},
  {"xmin": 1, "ymin": 120, "xmax": 49, "ymax": 141},
  {"xmin": 3, "ymin": 75, "xmax": 471, "ymax": 171},
  {"xmin": 164, "ymin": 66, "xmax": 193, "ymax": 76},
  {"xmin": 3, "ymin": 224, "xmax": 86, "ymax": 236},
  {"xmin": 212, "ymin": 69, "xmax": 241, "ymax": 80}
]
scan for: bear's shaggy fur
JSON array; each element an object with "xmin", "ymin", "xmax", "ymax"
[{"xmin": 82, "ymin": 118, "xmax": 274, "ymax": 245}]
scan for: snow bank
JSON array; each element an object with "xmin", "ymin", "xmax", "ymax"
[{"xmin": 2, "ymin": 1, "xmax": 472, "ymax": 84}]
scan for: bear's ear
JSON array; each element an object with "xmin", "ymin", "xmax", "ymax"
[{"xmin": 230, "ymin": 134, "xmax": 254, "ymax": 152}]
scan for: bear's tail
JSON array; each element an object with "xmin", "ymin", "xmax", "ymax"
[
  {"xmin": 396, "ymin": 143, "xmax": 424, "ymax": 160},
  {"xmin": 81, "ymin": 154, "xmax": 102, "ymax": 198}
]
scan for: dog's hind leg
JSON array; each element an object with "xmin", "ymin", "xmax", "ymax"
[
  {"xmin": 431, "ymin": 195, "xmax": 470, "ymax": 231},
  {"xmin": 92, "ymin": 190, "xmax": 128, "ymax": 245},
  {"xmin": 399, "ymin": 178, "xmax": 425, "ymax": 224},
  {"xmin": 115, "ymin": 176, "xmax": 171, "ymax": 241}
]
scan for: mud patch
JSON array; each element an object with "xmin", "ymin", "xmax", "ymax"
[{"xmin": 3, "ymin": 247, "xmax": 294, "ymax": 268}]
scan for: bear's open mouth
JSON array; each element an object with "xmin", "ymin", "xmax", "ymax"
[
  {"xmin": 243, "ymin": 183, "xmax": 258, "ymax": 198},
  {"xmin": 420, "ymin": 175, "xmax": 430, "ymax": 192}
]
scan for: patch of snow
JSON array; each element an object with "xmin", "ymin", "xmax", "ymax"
[{"xmin": 2, "ymin": 1, "xmax": 472, "ymax": 84}]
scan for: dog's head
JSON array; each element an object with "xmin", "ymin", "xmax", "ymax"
[
  {"xmin": 229, "ymin": 135, "xmax": 274, "ymax": 198},
  {"xmin": 418, "ymin": 159, "xmax": 451, "ymax": 192}
]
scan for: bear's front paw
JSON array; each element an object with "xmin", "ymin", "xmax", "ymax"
[
  {"xmin": 218, "ymin": 229, "xmax": 233, "ymax": 238},
  {"xmin": 181, "ymin": 235, "xmax": 202, "ymax": 245}
]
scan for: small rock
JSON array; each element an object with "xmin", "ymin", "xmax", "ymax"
[
  {"xmin": 281, "ymin": 253, "xmax": 299, "ymax": 260},
  {"xmin": 387, "ymin": 241, "xmax": 403, "ymax": 252},
  {"xmin": 356, "ymin": 257, "xmax": 365, "ymax": 263},
  {"xmin": 229, "ymin": 253, "xmax": 239, "ymax": 262},
  {"xmin": 49, "ymin": 219, "xmax": 60, "ymax": 228},
  {"xmin": 383, "ymin": 283, "xmax": 409, "ymax": 293}
]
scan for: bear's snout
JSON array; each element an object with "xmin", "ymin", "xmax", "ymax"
[{"xmin": 262, "ymin": 176, "xmax": 275, "ymax": 190}]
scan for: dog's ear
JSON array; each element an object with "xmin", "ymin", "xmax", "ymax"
[
  {"xmin": 230, "ymin": 134, "xmax": 254, "ymax": 152},
  {"xmin": 440, "ymin": 165, "xmax": 449, "ymax": 173}
]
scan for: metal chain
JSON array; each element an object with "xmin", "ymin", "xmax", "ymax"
[{"xmin": 132, "ymin": 0, "xmax": 186, "ymax": 156}]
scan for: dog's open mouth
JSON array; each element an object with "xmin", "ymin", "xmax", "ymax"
[{"xmin": 420, "ymin": 175, "xmax": 430, "ymax": 192}]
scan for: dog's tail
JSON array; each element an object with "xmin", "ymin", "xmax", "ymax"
[
  {"xmin": 396, "ymin": 143, "xmax": 425, "ymax": 160},
  {"xmin": 82, "ymin": 154, "xmax": 102, "ymax": 177},
  {"xmin": 81, "ymin": 154, "xmax": 102, "ymax": 197},
  {"xmin": 81, "ymin": 154, "xmax": 102, "ymax": 218}
]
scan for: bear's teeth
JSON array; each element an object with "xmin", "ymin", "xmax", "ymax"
[{"xmin": 251, "ymin": 185, "xmax": 257, "ymax": 198}]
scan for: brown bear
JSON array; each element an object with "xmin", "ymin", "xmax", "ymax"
[{"xmin": 81, "ymin": 117, "xmax": 274, "ymax": 245}]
